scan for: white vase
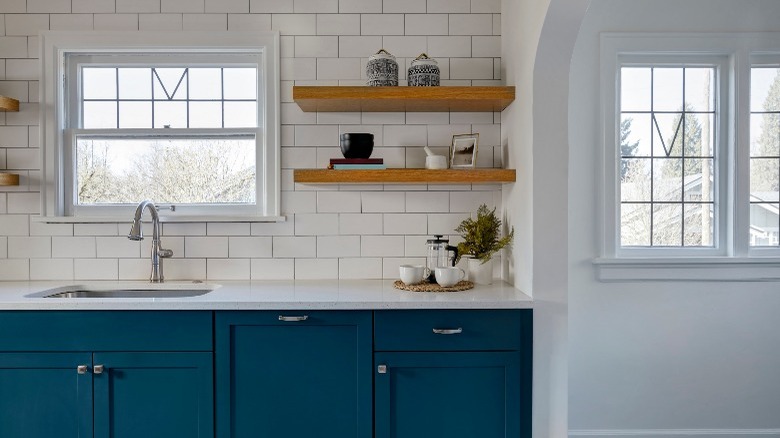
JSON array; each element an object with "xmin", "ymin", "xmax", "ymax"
[{"xmin": 468, "ymin": 258, "xmax": 493, "ymax": 285}]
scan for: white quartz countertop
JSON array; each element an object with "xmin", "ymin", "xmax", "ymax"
[{"xmin": 0, "ymin": 280, "xmax": 532, "ymax": 310}]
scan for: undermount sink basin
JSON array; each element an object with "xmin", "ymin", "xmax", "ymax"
[{"xmin": 29, "ymin": 282, "xmax": 217, "ymax": 299}]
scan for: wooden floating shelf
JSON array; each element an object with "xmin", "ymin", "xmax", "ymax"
[
  {"xmin": 293, "ymin": 86, "xmax": 515, "ymax": 112},
  {"xmin": 0, "ymin": 96, "xmax": 19, "ymax": 112},
  {"xmin": 294, "ymin": 168, "xmax": 516, "ymax": 185},
  {"xmin": 0, "ymin": 173, "xmax": 20, "ymax": 186}
]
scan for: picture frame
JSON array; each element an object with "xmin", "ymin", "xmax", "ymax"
[{"xmin": 449, "ymin": 133, "xmax": 479, "ymax": 169}]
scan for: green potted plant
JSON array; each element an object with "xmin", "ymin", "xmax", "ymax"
[{"xmin": 454, "ymin": 204, "xmax": 514, "ymax": 285}]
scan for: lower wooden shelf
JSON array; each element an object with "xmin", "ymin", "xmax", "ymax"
[
  {"xmin": 293, "ymin": 168, "xmax": 516, "ymax": 185},
  {"xmin": 0, "ymin": 173, "xmax": 19, "ymax": 186}
]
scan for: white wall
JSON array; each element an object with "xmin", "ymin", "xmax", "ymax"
[
  {"xmin": 0, "ymin": 0, "xmax": 506, "ymax": 281},
  {"xmin": 568, "ymin": 0, "xmax": 780, "ymax": 436}
]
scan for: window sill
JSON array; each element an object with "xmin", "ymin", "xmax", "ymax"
[
  {"xmin": 593, "ymin": 257, "xmax": 780, "ymax": 282},
  {"xmin": 35, "ymin": 215, "xmax": 287, "ymax": 224}
]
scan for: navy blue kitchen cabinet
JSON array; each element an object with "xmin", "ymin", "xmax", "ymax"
[
  {"xmin": 215, "ymin": 311, "xmax": 373, "ymax": 438},
  {"xmin": 374, "ymin": 310, "xmax": 532, "ymax": 438},
  {"xmin": 0, "ymin": 311, "xmax": 213, "ymax": 438}
]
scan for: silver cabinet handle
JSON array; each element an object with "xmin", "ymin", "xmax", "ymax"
[
  {"xmin": 278, "ymin": 315, "xmax": 308, "ymax": 322},
  {"xmin": 432, "ymin": 328, "xmax": 463, "ymax": 335},
  {"xmin": 77, "ymin": 365, "xmax": 88, "ymax": 375},
  {"xmin": 93, "ymin": 365, "xmax": 104, "ymax": 374},
  {"xmin": 377, "ymin": 365, "xmax": 387, "ymax": 374}
]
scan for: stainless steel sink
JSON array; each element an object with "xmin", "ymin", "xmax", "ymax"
[{"xmin": 29, "ymin": 282, "xmax": 217, "ymax": 299}]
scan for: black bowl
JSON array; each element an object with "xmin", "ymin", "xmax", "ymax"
[{"xmin": 340, "ymin": 133, "xmax": 374, "ymax": 159}]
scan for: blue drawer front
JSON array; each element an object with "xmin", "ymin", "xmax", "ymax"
[
  {"xmin": 374, "ymin": 309, "xmax": 530, "ymax": 351},
  {"xmin": 0, "ymin": 311, "xmax": 213, "ymax": 352}
]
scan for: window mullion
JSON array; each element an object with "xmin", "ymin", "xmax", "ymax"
[{"xmin": 734, "ymin": 49, "xmax": 753, "ymax": 256}]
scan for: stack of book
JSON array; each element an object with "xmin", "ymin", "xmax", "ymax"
[{"xmin": 328, "ymin": 158, "xmax": 386, "ymax": 170}]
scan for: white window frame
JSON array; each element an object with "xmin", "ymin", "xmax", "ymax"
[
  {"xmin": 596, "ymin": 33, "xmax": 780, "ymax": 281},
  {"xmin": 40, "ymin": 31, "xmax": 282, "ymax": 223}
]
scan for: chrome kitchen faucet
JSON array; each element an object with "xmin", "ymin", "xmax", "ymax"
[{"xmin": 127, "ymin": 200, "xmax": 174, "ymax": 283}]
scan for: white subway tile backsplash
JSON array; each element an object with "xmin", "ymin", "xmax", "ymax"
[
  {"xmin": 142, "ymin": 236, "xmax": 185, "ymax": 259},
  {"xmin": 0, "ymin": 259, "xmax": 29, "ymax": 280},
  {"xmin": 164, "ymin": 258, "xmax": 208, "ymax": 280},
  {"xmin": 162, "ymin": 0, "xmax": 204, "ymax": 13},
  {"xmin": 383, "ymin": 214, "xmax": 427, "ymax": 235},
  {"xmin": 281, "ymin": 57, "xmax": 317, "ymax": 80},
  {"xmin": 361, "ymin": 112, "xmax": 405, "ymax": 125},
  {"xmin": 117, "ymin": 0, "xmax": 160, "ymax": 13},
  {"xmin": 473, "ymin": 123, "xmax": 500, "ymax": 146},
  {"xmin": 7, "ymin": 192, "xmax": 39, "ymax": 214},
  {"xmin": 362, "ymin": 235, "xmax": 404, "ymax": 257},
  {"xmin": 75, "ymin": 223, "xmax": 117, "ymax": 236},
  {"xmin": 250, "ymin": 0, "xmax": 292, "ymax": 13},
  {"xmin": 73, "ymin": 0, "xmax": 115, "ymax": 13},
  {"xmin": 316, "ymin": 14, "xmax": 360, "ymax": 36},
  {"xmin": 340, "ymin": 213, "xmax": 382, "ymax": 234},
  {"xmin": 449, "ymin": 58, "xmax": 493, "ymax": 79},
  {"xmin": 6, "ymin": 15, "xmax": 49, "ymax": 37},
  {"xmin": 0, "ymin": 126, "xmax": 28, "ymax": 147},
  {"xmin": 207, "ymin": 223, "xmax": 250, "ymax": 236},
  {"xmin": 295, "ymin": 124, "xmax": 339, "ymax": 146},
  {"xmin": 449, "ymin": 190, "xmax": 496, "ymax": 212},
  {"xmin": 282, "ymin": 191, "xmax": 317, "ymax": 213},
  {"xmin": 251, "ymin": 258, "xmax": 295, "ymax": 279},
  {"xmin": 383, "ymin": 0, "xmax": 424, "ymax": 13},
  {"xmin": 449, "ymin": 14, "xmax": 492, "ymax": 35},
  {"xmin": 427, "ymin": 124, "xmax": 471, "ymax": 147},
  {"xmin": 295, "ymin": 258, "xmax": 338, "ymax": 279},
  {"xmin": 139, "ymin": 13, "xmax": 183, "ymax": 30},
  {"xmin": 338, "ymin": 36, "xmax": 381, "ymax": 58},
  {"xmin": 316, "ymin": 111, "xmax": 361, "ymax": 125},
  {"xmin": 273, "ymin": 236, "xmax": 316, "ymax": 258},
  {"xmin": 428, "ymin": 213, "xmax": 469, "ymax": 235},
  {"xmin": 0, "ymin": 81, "xmax": 28, "ymax": 104},
  {"xmin": 208, "ymin": 259, "xmax": 250, "ymax": 279},
  {"xmin": 229, "ymin": 236, "xmax": 273, "ymax": 258},
  {"xmin": 406, "ymin": 192, "xmax": 449, "ymax": 213},
  {"xmin": 339, "ymin": 0, "xmax": 381, "ymax": 13},
  {"xmin": 75, "ymin": 259, "xmax": 118, "ymax": 280},
  {"xmin": 404, "ymin": 235, "xmax": 428, "ymax": 256},
  {"xmin": 227, "ymin": 13, "xmax": 272, "ymax": 30},
  {"xmin": 471, "ymin": 0, "xmax": 500, "ymax": 13},
  {"xmin": 9, "ymin": 236, "xmax": 50, "ymax": 258},
  {"xmin": 0, "ymin": 215, "xmax": 29, "ymax": 236},
  {"xmin": 251, "ymin": 219, "xmax": 295, "ymax": 236},
  {"xmin": 96, "ymin": 237, "xmax": 140, "ymax": 258},
  {"xmin": 362, "ymin": 191, "xmax": 405, "ymax": 213},
  {"xmin": 0, "ymin": 37, "xmax": 29, "ymax": 58},
  {"xmin": 382, "ymin": 36, "xmax": 426, "ymax": 58},
  {"xmin": 317, "ymin": 191, "xmax": 361, "ymax": 213},
  {"xmin": 7, "ymin": 103, "xmax": 40, "ymax": 125},
  {"xmin": 31, "ymin": 259, "xmax": 73, "ymax": 280},
  {"xmin": 30, "ymin": 220, "xmax": 73, "ymax": 237},
  {"xmin": 27, "ymin": 0, "xmax": 71, "ymax": 13},
  {"xmin": 52, "ymin": 237, "xmax": 96, "ymax": 258},
  {"xmin": 382, "ymin": 257, "xmax": 426, "ymax": 279},
  {"xmin": 0, "ymin": 237, "xmax": 5, "ymax": 258},
  {"xmin": 185, "ymin": 237, "xmax": 229, "ymax": 258},
  {"xmin": 472, "ymin": 35, "xmax": 500, "ymax": 57},
  {"xmin": 317, "ymin": 235, "xmax": 360, "ymax": 257},
  {"xmin": 273, "ymin": 13, "xmax": 316, "ymax": 35},
  {"xmin": 427, "ymin": 36, "xmax": 471, "ymax": 57},
  {"xmin": 339, "ymin": 257, "xmax": 381, "ymax": 279},
  {"xmin": 163, "ymin": 222, "xmax": 207, "ymax": 236},
  {"xmin": 94, "ymin": 14, "xmax": 139, "ymax": 30},
  {"xmin": 295, "ymin": 213, "xmax": 339, "ymax": 235},
  {"xmin": 295, "ymin": 35, "xmax": 338, "ymax": 57},
  {"xmin": 405, "ymin": 14, "xmax": 448, "ymax": 35},
  {"xmin": 294, "ymin": 0, "xmax": 337, "ymax": 13},
  {"xmin": 118, "ymin": 259, "xmax": 151, "ymax": 280},
  {"xmin": 6, "ymin": 60, "xmax": 39, "ymax": 80},
  {"xmin": 183, "ymin": 13, "xmax": 228, "ymax": 30},
  {"xmin": 360, "ymin": 14, "xmax": 404, "ymax": 36},
  {"xmin": 206, "ymin": 0, "xmax": 248, "ymax": 13},
  {"xmin": 2, "ymin": 0, "xmax": 26, "ymax": 13},
  {"xmin": 450, "ymin": 111, "xmax": 493, "ymax": 124},
  {"xmin": 384, "ymin": 125, "xmax": 426, "ymax": 146},
  {"xmin": 317, "ymin": 58, "xmax": 361, "ymax": 80},
  {"xmin": 427, "ymin": 0, "xmax": 469, "ymax": 13},
  {"xmin": 405, "ymin": 112, "xmax": 449, "ymax": 125}
]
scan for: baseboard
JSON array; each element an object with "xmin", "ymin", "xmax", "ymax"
[{"xmin": 569, "ymin": 429, "xmax": 780, "ymax": 437}]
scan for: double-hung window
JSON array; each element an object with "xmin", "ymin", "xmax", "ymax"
[
  {"xmin": 40, "ymin": 31, "xmax": 280, "ymax": 221},
  {"xmin": 598, "ymin": 33, "xmax": 780, "ymax": 280}
]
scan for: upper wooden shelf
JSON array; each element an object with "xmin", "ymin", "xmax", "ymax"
[
  {"xmin": 0, "ymin": 96, "xmax": 19, "ymax": 112},
  {"xmin": 294, "ymin": 168, "xmax": 516, "ymax": 185},
  {"xmin": 0, "ymin": 173, "xmax": 20, "ymax": 186},
  {"xmin": 293, "ymin": 86, "xmax": 515, "ymax": 112}
]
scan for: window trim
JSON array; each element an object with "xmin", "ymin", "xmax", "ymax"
[
  {"xmin": 597, "ymin": 33, "xmax": 780, "ymax": 281},
  {"xmin": 40, "ymin": 31, "xmax": 282, "ymax": 223}
]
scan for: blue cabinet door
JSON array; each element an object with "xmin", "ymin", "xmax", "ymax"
[
  {"xmin": 215, "ymin": 311, "xmax": 372, "ymax": 438},
  {"xmin": 93, "ymin": 352, "xmax": 213, "ymax": 438},
  {"xmin": 0, "ymin": 353, "xmax": 93, "ymax": 438},
  {"xmin": 375, "ymin": 352, "xmax": 526, "ymax": 438}
]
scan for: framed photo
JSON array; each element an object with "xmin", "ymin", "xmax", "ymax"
[{"xmin": 450, "ymin": 133, "xmax": 479, "ymax": 169}]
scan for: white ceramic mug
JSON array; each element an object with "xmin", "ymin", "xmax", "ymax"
[
  {"xmin": 425, "ymin": 155, "xmax": 448, "ymax": 169},
  {"xmin": 434, "ymin": 266, "xmax": 465, "ymax": 287},
  {"xmin": 399, "ymin": 264, "xmax": 426, "ymax": 285}
]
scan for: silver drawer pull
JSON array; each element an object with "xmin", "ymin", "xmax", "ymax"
[
  {"xmin": 77, "ymin": 365, "xmax": 88, "ymax": 375},
  {"xmin": 377, "ymin": 365, "xmax": 387, "ymax": 374},
  {"xmin": 93, "ymin": 365, "xmax": 104, "ymax": 375},
  {"xmin": 432, "ymin": 328, "xmax": 463, "ymax": 335},
  {"xmin": 278, "ymin": 315, "xmax": 308, "ymax": 322}
]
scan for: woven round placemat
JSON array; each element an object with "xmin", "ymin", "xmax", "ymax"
[{"xmin": 393, "ymin": 279, "xmax": 474, "ymax": 292}]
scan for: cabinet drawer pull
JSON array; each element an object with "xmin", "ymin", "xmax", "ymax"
[
  {"xmin": 77, "ymin": 365, "xmax": 88, "ymax": 375},
  {"xmin": 432, "ymin": 328, "xmax": 463, "ymax": 335},
  {"xmin": 278, "ymin": 315, "xmax": 308, "ymax": 322},
  {"xmin": 377, "ymin": 365, "xmax": 387, "ymax": 374},
  {"xmin": 93, "ymin": 365, "xmax": 104, "ymax": 374}
]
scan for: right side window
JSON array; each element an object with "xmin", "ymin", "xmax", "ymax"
[{"xmin": 750, "ymin": 66, "xmax": 780, "ymax": 247}]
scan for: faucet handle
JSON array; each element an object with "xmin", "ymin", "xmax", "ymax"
[{"xmin": 158, "ymin": 248, "xmax": 174, "ymax": 258}]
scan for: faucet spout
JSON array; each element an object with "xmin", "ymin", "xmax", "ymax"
[{"xmin": 128, "ymin": 200, "xmax": 173, "ymax": 283}]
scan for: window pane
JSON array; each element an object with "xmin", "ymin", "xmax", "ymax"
[
  {"xmin": 76, "ymin": 136, "xmax": 256, "ymax": 205},
  {"xmin": 620, "ymin": 114, "xmax": 651, "ymax": 157},
  {"xmin": 653, "ymin": 68, "xmax": 683, "ymax": 111},
  {"xmin": 118, "ymin": 101, "xmax": 152, "ymax": 128},
  {"xmin": 153, "ymin": 68, "xmax": 188, "ymax": 100},
  {"xmin": 750, "ymin": 158, "xmax": 779, "ymax": 199},
  {"xmin": 621, "ymin": 158, "xmax": 651, "ymax": 202},
  {"xmin": 684, "ymin": 113, "xmax": 714, "ymax": 157},
  {"xmin": 621, "ymin": 203, "xmax": 652, "ymax": 246},
  {"xmin": 189, "ymin": 102, "xmax": 223, "ymax": 128},
  {"xmin": 83, "ymin": 101, "xmax": 117, "ymax": 128},
  {"xmin": 621, "ymin": 67, "xmax": 651, "ymax": 112},
  {"xmin": 653, "ymin": 113, "xmax": 684, "ymax": 157},
  {"xmin": 224, "ymin": 102, "xmax": 257, "ymax": 128},
  {"xmin": 189, "ymin": 68, "xmax": 222, "ymax": 100},
  {"xmin": 751, "ymin": 113, "xmax": 780, "ymax": 157},
  {"xmin": 686, "ymin": 158, "xmax": 714, "ymax": 202},
  {"xmin": 751, "ymin": 68, "xmax": 780, "ymax": 112},
  {"xmin": 750, "ymin": 203, "xmax": 779, "ymax": 246},
  {"xmin": 224, "ymin": 68, "xmax": 257, "ymax": 100},
  {"xmin": 653, "ymin": 158, "xmax": 682, "ymax": 201},
  {"xmin": 154, "ymin": 101, "xmax": 187, "ymax": 128},
  {"xmin": 83, "ymin": 68, "xmax": 116, "ymax": 100},
  {"xmin": 652, "ymin": 203, "xmax": 682, "ymax": 246},
  {"xmin": 118, "ymin": 68, "xmax": 152, "ymax": 100},
  {"xmin": 684, "ymin": 68, "xmax": 715, "ymax": 112},
  {"xmin": 684, "ymin": 203, "xmax": 714, "ymax": 247}
]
